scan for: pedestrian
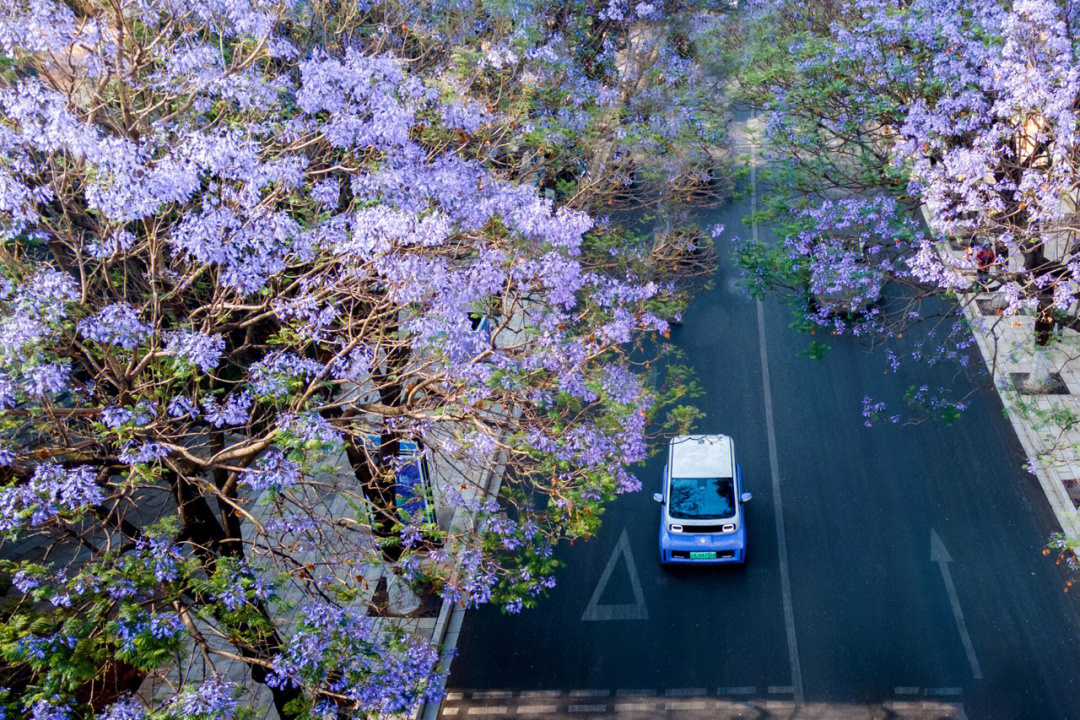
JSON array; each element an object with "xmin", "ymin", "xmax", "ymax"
[{"xmin": 975, "ymin": 243, "xmax": 995, "ymax": 283}]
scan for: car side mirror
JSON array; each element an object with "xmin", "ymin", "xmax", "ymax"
[
  {"xmin": 652, "ymin": 492, "xmax": 664, "ymax": 504},
  {"xmin": 741, "ymin": 492, "xmax": 753, "ymax": 503}
]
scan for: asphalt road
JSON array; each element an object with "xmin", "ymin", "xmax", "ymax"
[{"xmin": 442, "ymin": 113, "xmax": 1080, "ymax": 720}]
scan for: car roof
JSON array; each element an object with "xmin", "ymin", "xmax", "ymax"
[{"xmin": 670, "ymin": 434, "xmax": 733, "ymax": 478}]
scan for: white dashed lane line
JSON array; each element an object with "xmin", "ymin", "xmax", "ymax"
[
  {"xmin": 717, "ymin": 686, "xmax": 756, "ymax": 695},
  {"xmin": 466, "ymin": 708, "xmax": 508, "ymax": 716},
  {"xmin": 768, "ymin": 685, "xmax": 796, "ymax": 694},
  {"xmin": 895, "ymin": 687, "xmax": 921, "ymax": 695},
  {"xmin": 612, "ymin": 703, "xmax": 653, "ymax": 712},
  {"xmin": 472, "ymin": 691, "xmax": 513, "ymax": 699},
  {"xmin": 568, "ymin": 690, "xmax": 609, "ymax": 698},
  {"xmin": 568, "ymin": 704, "xmax": 607, "ymax": 713},
  {"xmin": 926, "ymin": 688, "xmax": 964, "ymax": 696},
  {"xmin": 516, "ymin": 705, "xmax": 557, "ymax": 714},
  {"xmin": 520, "ymin": 691, "xmax": 561, "ymax": 699}
]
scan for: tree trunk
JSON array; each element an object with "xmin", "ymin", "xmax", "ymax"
[{"xmin": 167, "ymin": 470, "xmax": 304, "ymax": 719}]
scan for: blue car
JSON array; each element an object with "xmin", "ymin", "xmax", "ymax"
[{"xmin": 653, "ymin": 434, "xmax": 752, "ymax": 565}]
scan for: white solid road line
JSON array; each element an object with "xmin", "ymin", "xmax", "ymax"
[{"xmin": 751, "ymin": 109, "xmax": 805, "ymax": 706}]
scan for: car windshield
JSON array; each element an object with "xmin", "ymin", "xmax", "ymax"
[{"xmin": 669, "ymin": 476, "xmax": 735, "ymax": 520}]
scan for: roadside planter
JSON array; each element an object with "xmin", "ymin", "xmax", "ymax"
[{"xmin": 652, "ymin": 434, "xmax": 751, "ymax": 565}]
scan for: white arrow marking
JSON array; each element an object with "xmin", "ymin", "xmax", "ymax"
[
  {"xmin": 581, "ymin": 528, "xmax": 648, "ymax": 621},
  {"xmin": 931, "ymin": 529, "xmax": 982, "ymax": 680}
]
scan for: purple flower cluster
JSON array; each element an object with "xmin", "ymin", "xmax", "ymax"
[
  {"xmin": 244, "ymin": 448, "xmax": 301, "ymax": 490},
  {"xmin": 134, "ymin": 536, "xmax": 182, "ymax": 584},
  {"xmin": 77, "ymin": 303, "xmax": 151, "ymax": 350},
  {"xmin": 201, "ymin": 391, "xmax": 253, "ymax": 428},
  {"xmin": 0, "ymin": 463, "xmax": 102, "ymax": 531},
  {"xmin": 248, "ymin": 351, "xmax": 324, "ymax": 397},
  {"xmin": 267, "ymin": 601, "xmax": 446, "ymax": 713},
  {"xmin": 0, "ymin": 270, "xmax": 78, "ymax": 362},
  {"xmin": 164, "ymin": 330, "xmax": 225, "ymax": 373},
  {"xmin": 118, "ymin": 440, "xmax": 170, "ymax": 466},
  {"xmin": 277, "ymin": 412, "xmax": 343, "ymax": 448},
  {"xmin": 166, "ymin": 675, "xmax": 237, "ymax": 720},
  {"xmin": 24, "ymin": 362, "xmax": 70, "ymax": 397},
  {"xmin": 114, "ymin": 611, "xmax": 184, "ymax": 653}
]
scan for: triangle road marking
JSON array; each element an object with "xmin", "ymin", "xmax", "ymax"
[{"xmin": 580, "ymin": 527, "xmax": 648, "ymax": 621}]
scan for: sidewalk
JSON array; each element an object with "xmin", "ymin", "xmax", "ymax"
[
  {"xmin": 927, "ymin": 207, "xmax": 1080, "ymax": 545},
  {"xmin": 136, "ymin": 441, "xmax": 499, "ymax": 718}
]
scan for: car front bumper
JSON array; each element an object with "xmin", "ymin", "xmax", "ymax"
[{"xmin": 659, "ymin": 526, "xmax": 746, "ymax": 564}]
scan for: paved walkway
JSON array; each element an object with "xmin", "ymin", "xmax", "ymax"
[{"xmin": 930, "ymin": 208, "xmax": 1080, "ymax": 544}]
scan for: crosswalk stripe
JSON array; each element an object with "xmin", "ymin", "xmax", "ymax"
[
  {"xmin": 665, "ymin": 688, "xmax": 707, "ymax": 697},
  {"xmin": 665, "ymin": 700, "xmax": 711, "ymax": 710}
]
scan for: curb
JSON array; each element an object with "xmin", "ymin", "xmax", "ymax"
[{"xmin": 920, "ymin": 205, "xmax": 1080, "ymax": 542}]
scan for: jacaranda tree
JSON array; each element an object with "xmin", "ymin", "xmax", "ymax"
[
  {"xmin": 0, "ymin": 0, "xmax": 718, "ymax": 717},
  {"xmin": 734, "ymin": 0, "xmax": 1080, "ymax": 404}
]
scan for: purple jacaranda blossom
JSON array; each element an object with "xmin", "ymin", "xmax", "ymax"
[
  {"xmin": 277, "ymin": 412, "xmax": 342, "ymax": 447},
  {"xmin": 0, "ymin": 269, "xmax": 78, "ymax": 361},
  {"xmin": 118, "ymin": 440, "xmax": 170, "ymax": 466},
  {"xmin": 167, "ymin": 675, "xmax": 237, "ymax": 719},
  {"xmin": 248, "ymin": 351, "xmax": 323, "ymax": 397},
  {"xmin": 310, "ymin": 177, "xmax": 341, "ymax": 209},
  {"xmin": 24, "ymin": 362, "xmax": 70, "ymax": 396},
  {"xmin": 77, "ymin": 303, "xmax": 151, "ymax": 350},
  {"xmin": 166, "ymin": 395, "xmax": 196, "ymax": 418},
  {"xmin": 134, "ymin": 536, "xmax": 181, "ymax": 584},
  {"xmin": 243, "ymin": 448, "xmax": 300, "ymax": 490},
  {"xmin": 164, "ymin": 330, "xmax": 225, "ymax": 373},
  {"xmin": 0, "ymin": 463, "xmax": 102, "ymax": 531},
  {"xmin": 100, "ymin": 696, "xmax": 145, "ymax": 720},
  {"xmin": 201, "ymin": 392, "xmax": 253, "ymax": 428},
  {"xmin": 12, "ymin": 569, "xmax": 40, "ymax": 593}
]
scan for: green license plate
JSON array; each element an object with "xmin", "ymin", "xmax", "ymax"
[{"xmin": 690, "ymin": 551, "xmax": 716, "ymax": 559}]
